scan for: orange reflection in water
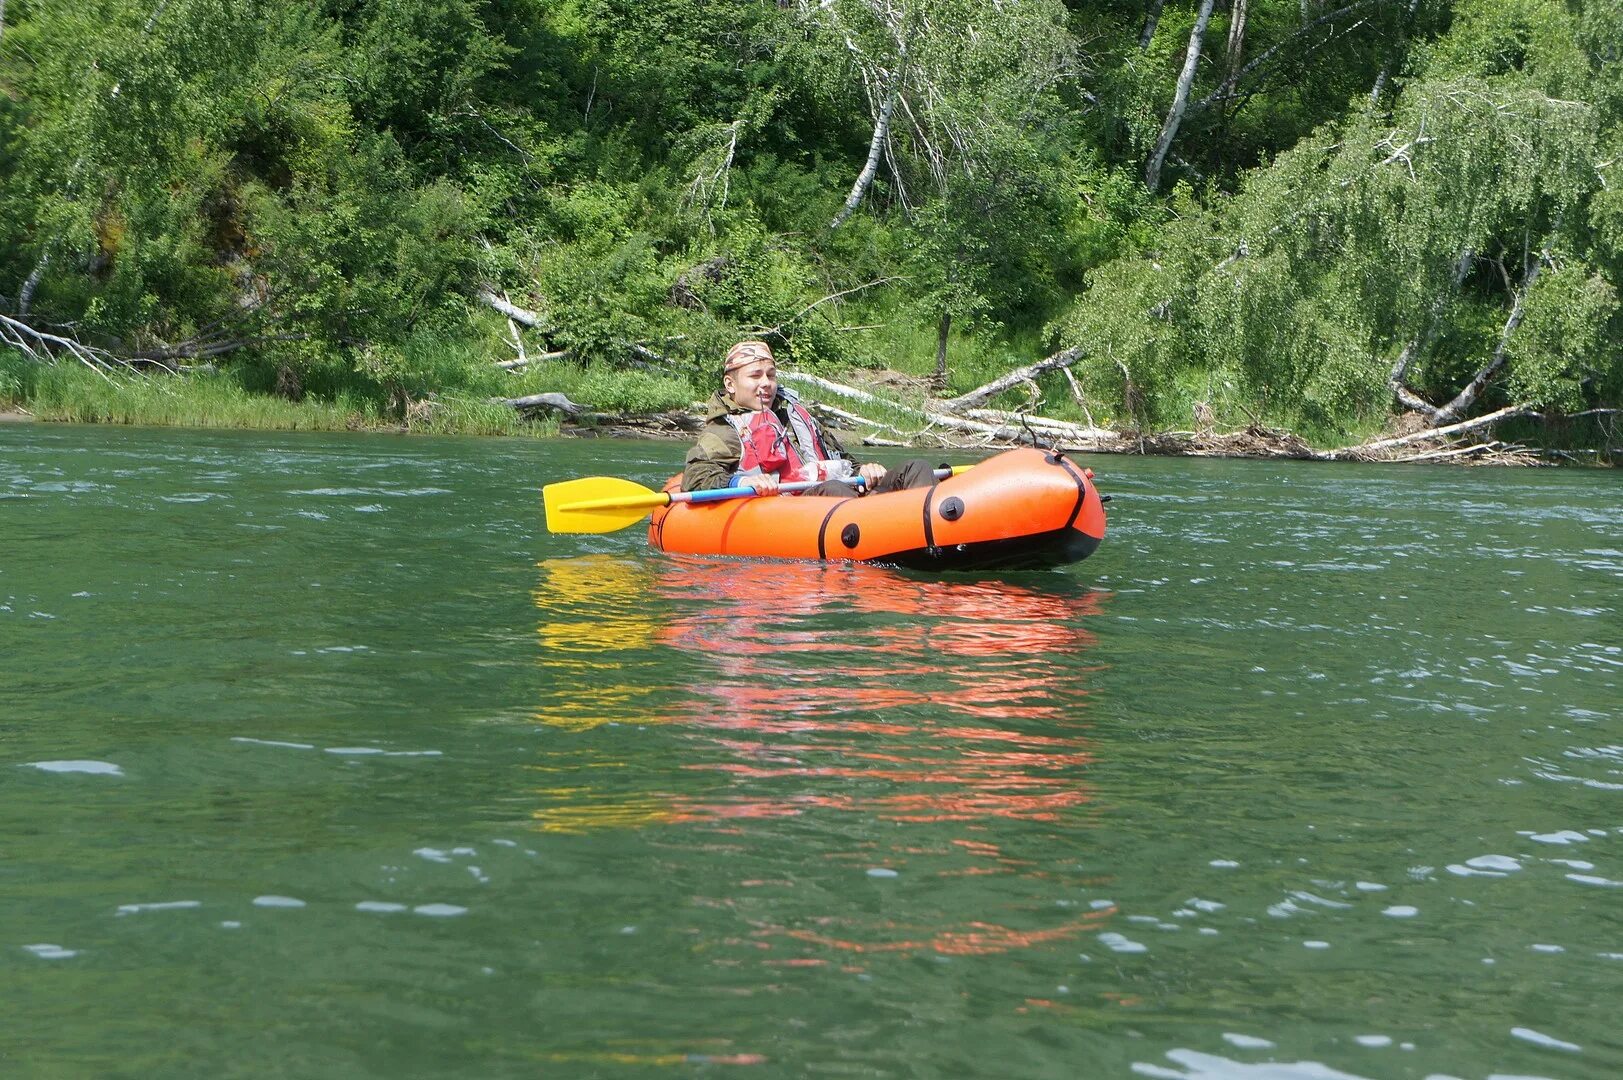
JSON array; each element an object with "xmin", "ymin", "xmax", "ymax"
[
  {"xmin": 648, "ymin": 558, "xmax": 1108, "ymax": 829},
  {"xmin": 529, "ymin": 556, "xmax": 1110, "ymax": 834},
  {"xmin": 530, "ymin": 555, "xmax": 1118, "ymax": 963},
  {"xmin": 776, "ymin": 907, "xmax": 1117, "ymax": 958}
]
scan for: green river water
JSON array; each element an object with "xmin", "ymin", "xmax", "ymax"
[{"xmin": 2, "ymin": 424, "xmax": 1619, "ymax": 1079}]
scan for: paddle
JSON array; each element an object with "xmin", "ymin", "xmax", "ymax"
[{"xmin": 544, "ymin": 467, "xmax": 961, "ymax": 534}]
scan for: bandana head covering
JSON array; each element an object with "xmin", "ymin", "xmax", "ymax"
[{"xmin": 723, "ymin": 340, "xmax": 775, "ymax": 376}]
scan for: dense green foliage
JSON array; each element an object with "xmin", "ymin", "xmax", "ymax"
[{"xmin": 1, "ymin": 0, "xmax": 1618, "ymax": 442}]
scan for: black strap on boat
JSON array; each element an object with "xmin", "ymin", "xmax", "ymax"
[
  {"xmin": 920, "ymin": 476, "xmax": 940, "ymax": 554},
  {"xmin": 1050, "ymin": 452, "xmax": 1089, "ymax": 530},
  {"xmin": 816, "ymin": 498, "xmax": 857, "ymax": 560}
]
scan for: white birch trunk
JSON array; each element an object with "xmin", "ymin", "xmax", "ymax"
[
  {"xmin": 1370, "ymin": 0, "xmax": 1422, "ymax": 104},
  {"xmin": 1227, "ymin": 0, "xmax": 1249, "ymax": 71},
  {"xmin": 940, "ymin": 347, "xmax": 1086, "ymax": 412},
  {"xmin": 1432, "ymin": 255, "xmax": 1542, "ymax": 424},
  {"xmin": 1145, "ymin": 0, "xmax": 1217, "ymax": 190},
  {"xmin": 1139, "ymin": 0, "xmax": 1165, "ymax": 50},
  {"xmin": 1388, "ymin": 246, "xmax": 1473, "ymax": 419},
  {"xmin": 830, "ymin": 87, "xmax": 898, "ymax": 229},
  {"xmin": 17, "ymin": 252, "xmax": 49, "ymax": 316}
]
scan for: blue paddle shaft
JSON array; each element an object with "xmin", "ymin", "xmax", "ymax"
[
  {"xmin": 670, "ymin": 467, "xmax": 954, "ymax": 506},
  {"xmin": 675, "ymin": 476, "xmax": 863, "ymax": 505}
]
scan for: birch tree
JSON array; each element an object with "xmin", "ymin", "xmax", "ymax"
[
  {"xmin": 793, "ymin": 0, "xmax": 1078, "ymax": 383},
  {"xmin": 1144, "ymin": 0, "xmax": 1215, "ymax": 190},
  {"xmin": 1057, "ymin": 68, "xmax": 1617, "ymax": 430}
]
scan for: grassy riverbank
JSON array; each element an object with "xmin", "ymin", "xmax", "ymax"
[{"xmin": 4, "ymin": 347, "xmax": 1614, "ymax": 466}]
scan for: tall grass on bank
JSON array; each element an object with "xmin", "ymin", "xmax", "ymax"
[
  {"xmin": 27, "ymin": 364, "xmax": 374, "ymax": 429},
  {"xmin": 1, "ymin": 354, "xmax": 559, "ymax": 436}
]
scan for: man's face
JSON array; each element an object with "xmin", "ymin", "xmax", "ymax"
[{"xmin": 724, "ymin": 358, "xmax": 778, "ymax": 411}]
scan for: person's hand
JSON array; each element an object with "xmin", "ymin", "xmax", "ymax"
[
  {"xmin": 744, "ymin": 473, "xmax": 780, "ymax": 495},
  {"xmin": 857, "ymin": 462, "xmax": 887, "ymax": 487}
]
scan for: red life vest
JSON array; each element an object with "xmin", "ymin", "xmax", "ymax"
[{"xmin": 723, "ymin": 391, "xmax": 832, "ymax": 486}]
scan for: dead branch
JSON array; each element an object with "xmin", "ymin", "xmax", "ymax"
[
  {"xmin": 1329, "ymin": 402, "xmax": 1534, "ymax": 458},
  {"xmin": 749, "ymin": 277, "xmax": 904, "ymax": 339},
  {"xmin": 1400, "ymin": 442, "xmax": 1501, "ymax": 463},
  {"xmin": 478, "ymin": 288, "xmax": 549, "ymax": 330},
  {"xmin": 684, "ymin": 119, "xmax": 742, "ymax": 226},
  {"xmin": 1061, "ymin": 367, "xmax": 1099, "ymax": 428},
  {"xmin": 963, "ymin": 409, "xmax": 1114, "ymax": 442},
  {"xmin": 496, "ymin": 349, "xmax": 570, "ymax": 371},
  {"xmin": 496, "ymin": 392, "xmax": 586, "ymax": 418},
  {"xmin": 504, "ymin": 317, "xmax": 527, "ymax": 366},
  {"xmin": 939, "ymin": 347, "xmax": 1085, "ymax": 412},
  {"xmin": 1, "ymin": 312, "xmax": 119, "ymax": 379}
]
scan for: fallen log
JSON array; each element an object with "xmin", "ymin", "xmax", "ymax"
[
  {"xmin": 495, "ymin": 349, "xmax": 571, "ymax": 371},
  {"xmin": 779, "ymin": 371, "xmax": 890, "ymax": 406},
  {"xmin": 571, "ymin": 412, "xmax": 703, "ymax": 438},
  {"xmin": 782, "ymin": 370, "xmax": 1117, "ymax": 448},
  {"xmin": 939, "ymin": 347, "xmax": 1085, "ymax": 412},
  {"xmin": 496, "ymin": 392, "xmax": 586, "ymax": 418},
  {"xmin": 478, "ymin": 288, "xmax": 548, "ymax": 330},
  {"xmin": 1400, "ymin": 442, "xmax": 1500, "ymax": 463},
  {"xmin": 1328, "ymin": 403, "xmax": 1533, "ymax": 459},
  {"xmin": 493, "ymin": 392, "xmax": 702, "ymax": 436},
  {"xmin": 962, "ymin": 409, "xmax": 1116, "ymax": 443},
  {"xmin": 806, "ymin": 401, "xmax": 911, "ymax": 442},
  {"xmin": 917, "ymin": 409, "xmax": 1117, "ymax": 447}
]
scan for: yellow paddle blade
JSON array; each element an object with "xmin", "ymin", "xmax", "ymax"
[{"xmin": 543, "ymin": 475, "xmax": 670, "ymax": 534}]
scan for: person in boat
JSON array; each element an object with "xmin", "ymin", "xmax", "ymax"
[{"xmin": 683, "ymin": 340, "xmax": 938, "ymax": 496}]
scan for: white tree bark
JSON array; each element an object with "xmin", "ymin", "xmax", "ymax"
[
  {"xmin": 477, "ymin": 288, "xmax": 547, "ymax": 329},
  {"xmin": 1145, "ymin": 0, "xmax": 1217, "ymax": 190},
  {"xmin": 1432, "ymin": 253, "xmax": 1543, "ymax": 424},
  {"xmin": 1388, "ymin": 246, "xmax": 1473, "ymax": 419},
  {"xmin": 940, "ymin": 347, "xmax": 1085, "ymax": 412},
  {"xmin": 830, "ymin": 86, "xmax": 899, "ymax": 228},
  {"xmin": 496, "ymin": 392, "xmax": 585, "ymax": 418},
  {"xmin": 15, "ymin": 0, "xmax": 172, "ymax": 307},
  {"xmin": 1330, "ymin": 402, "xmax": 1533, "ymax": 457},
  {"xmin": 1227, "ymin": 0, "xmax": 1249, "ymax": 71},
  {"xmin": 17, "ymin": 252, "xmax": 48, "ymax": 316},
  {"xmin": 1370, "ymin": 0, "xmax": 1423, "ymax": 104},
  {"xmin": 1195, "ymin": 0, "xmax": 1380, "ymax": 114},
  {"xmin": 1139, "ymin": 0, "xmax": 1165, "ymax": 50}
]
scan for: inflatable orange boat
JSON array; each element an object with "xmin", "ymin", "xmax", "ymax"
[{"xmin": 647, "ymin": 447, "xmax": 1106, "ymax": 571}]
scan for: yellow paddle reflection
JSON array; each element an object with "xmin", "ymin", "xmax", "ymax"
[
  {"xmin": 530, "ymin": 554, "xmax": 682, "ymax": 832},
  {"xmin": 532, "ymin": 555, "xmax": 666, "ymax": 732}
]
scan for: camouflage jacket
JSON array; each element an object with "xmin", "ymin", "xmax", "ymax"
[{"xmin": 682, "ymin": 387, "xmax": 854, "ymax": 491}]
